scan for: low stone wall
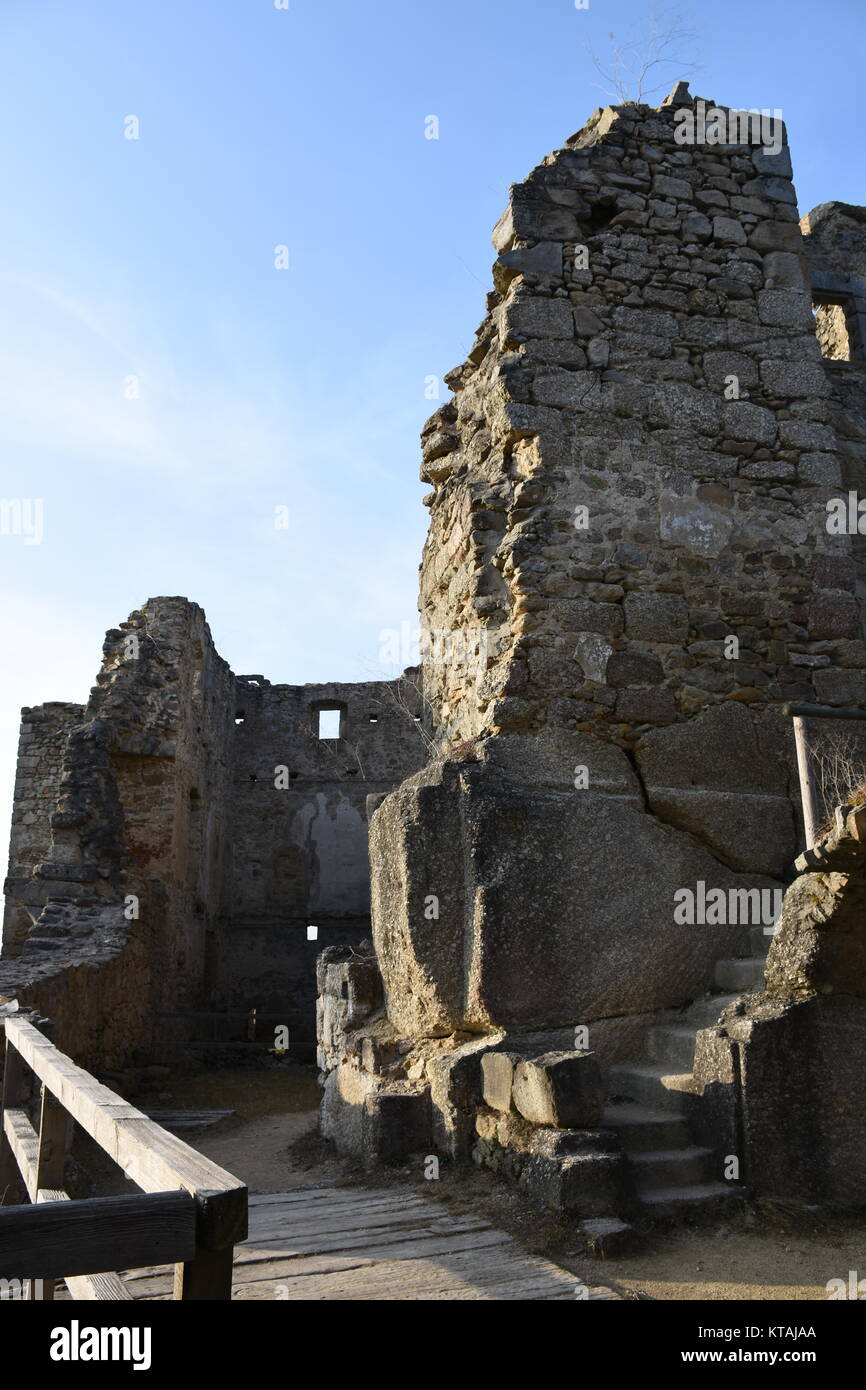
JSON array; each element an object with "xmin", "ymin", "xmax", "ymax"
[
  {"xmin": 690, "ymin": 805, "xmax": 866, "ymax": 1206},
  {"xmin": 0, "ymin": 902, "xmax": 150, "ymax": 1072},
  {"xmin": 317, "ymin": 939, "xmax": 643, "ymax": 1218}
]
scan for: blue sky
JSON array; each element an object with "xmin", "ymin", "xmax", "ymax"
[{"xmin": 1, "ymin": 0, "xmax": 864, "ymax": 872}]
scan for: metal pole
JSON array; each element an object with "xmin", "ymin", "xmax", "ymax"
[{"xmin": 792, "ymin": 715, "xmax": 820, "ymax": 850}]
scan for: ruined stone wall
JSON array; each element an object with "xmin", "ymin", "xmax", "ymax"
[
  {"xmin": 216, "ymin": 674, "xmax": 426, "ymax": 1052},
  {"xmin": 2, "ymin": 703, "xmax": 84, "ymax": 956},
  {"xmin": 692, "ymin": 806, "xmax": 866, "ymax": 1206},
  {"xmin": 419, "ymin": 89, "xmax": 861, "ymax": 752},
  {"xmin": 1, "ymin": 599, "xmax": 426, "ymax": 1067},
  {"xmin": 800, "ymin": 202, "xmax": 866, "ymax": 652},
  {"xmin": 317, "ymin": 91, "xmax": 866, "ymax": 1205},
  {"xmin": 0, "ymin": 597, "xmax": 236, "ymax": 1066}
]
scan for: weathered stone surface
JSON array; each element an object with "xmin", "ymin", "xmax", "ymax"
[
  {"xmin": 636, "ymin": 703, "xmax": 789, "ymax": 797},
  {"xmin": 320, "ymin": 1063, "xmax": 380, "ymax": 1155},
  {"xmin": 812, "ymin": 668, "xmax": 866, "ymax": 706},
  {"xmin": 370, "ymin": 758, "xmax": 769, "ymax": 1035},
  {"xmin": 636, "ymin": 704, "xmax": 796, "ymax": 876},
  {"xmin": 645, "ymin": 789, "xmax": 795, "ymax": 877},
  {"xmin": 481, "ymin": 1050, "xmax": 519, "ymax": 1112},
  {"xmin": 518, "ymin": 1151, "xmax": 625, "ymax": 1216},
  {"xmin": 362, "ymin": 1084, "xmax": 432, "ymax": 1165},
  {"xmin": 503, "ymin": 296, "xmax": 575, "ymax": 340},
  {"xmin": 579, "ymin": 1216, "xmax": 636, "ymax": 1257},
  {"xmin": 615, "ymin": 689, "xmax": 677, "ymax": 723},
  {"xmin": 713, "ymin": 215, "xmax": 747, "ymax": 246},
  {"xmin": 693, "ymin": 808, "xmax": 866, "ymax": 1205},
  {"xmin": 428, "ymin": 1035, "xmax": 495, "ymax": 1158},
  {"xmin": 759, "ymin": 359, "xmax": 829, "ymax": 398},
  {"xmin": 512, "ymin": 1050, "xmax": 604, "ymax": 1128},
  {"xmin": 623, "ymin": 592, "xmax": 689, "ymax": 642},
  {"xmin": 528, "ymin": 1126, "xmax": 616, "ymax": 1158},
  {"xmin": 606, "ymin": 651, "xmax": 664, "ymax": 688},
  {"xmin": 497, "ymin": 241, "xmax": 563, "ymax": 280},
  {"xmin": 659, "ymin": 493, "xmax": 733, "ymax": 558}
]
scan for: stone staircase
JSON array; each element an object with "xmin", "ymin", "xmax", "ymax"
[{"xmin": 603, "ymin": 927, "xmax": 771, "ymax": 1219}]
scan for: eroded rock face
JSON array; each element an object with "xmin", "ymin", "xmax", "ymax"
[{"xmin": 370, "ymin": 752, "xmax": 774, "ymax": 1037}]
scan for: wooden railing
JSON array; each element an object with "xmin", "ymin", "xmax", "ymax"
[{"xmin": 0, "ymin": 1015, "xmax": 247, "ymax": 1300}]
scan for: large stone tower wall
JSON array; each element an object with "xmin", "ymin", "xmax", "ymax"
[
  {"xmin": 419, "ymin": 89, "xmax": 864, "ymax": 752},
  {"xmin": 315, "ymin": 91, "xmax": 866, "ymax": 1183}
]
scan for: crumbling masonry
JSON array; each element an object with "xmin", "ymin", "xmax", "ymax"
[
  {"xmin": 0, "ymin": 599, "xmax": 426, "ymax": 1067},
  {"xmin": 4, "ymin": 84, "xmax": 866, "ymax": 1220},
  {"xmin": 317, "ymin": 85, "xmax": 866, "ymax": 1219}
]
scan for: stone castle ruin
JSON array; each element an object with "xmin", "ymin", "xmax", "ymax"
[
  {"xmin": 4, "ymin": 84, "xmax": 866, "ymax": 1225},
  {"xmin": 0, "ymin": 598, "xmax": 427, "ymax": 1065}
]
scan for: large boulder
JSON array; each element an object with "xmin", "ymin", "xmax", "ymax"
[
  {"xmin": 635, "ymin": 703, "xmax": 798, "ymax": 876},
  {"xmin": 369, "ymin": 743, "xmax": 778, "ymax": 1037}
]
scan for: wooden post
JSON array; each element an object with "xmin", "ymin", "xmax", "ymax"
[
  {"xmin": 173, "ymin": 1246, "xmax": 234, "ymax": 1300},
  {"xmin": 32, "ymin": 1086, "xmax": 74, "ymax": 1299},
  {"xmin": 793, "ymin": 715, "xmax": 821, "ymax": 849},
  {"xmin": 0, "ymin": 1038, "xmax": 28, "ymax": 1208},
  {"xmin": 3, "ymin": 1018, "xmax": 245, "ymax": 1301}
]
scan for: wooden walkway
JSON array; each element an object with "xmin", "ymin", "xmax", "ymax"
[{"xmin": 112, "ymin": 1185, "xmax": 620, "ymax": 1301}]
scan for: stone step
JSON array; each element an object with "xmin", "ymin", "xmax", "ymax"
[
  {"xmin": 713, "ymin": 956, "xmax": 766, "ymax": 992},
  {"xmin": 606, "ymin": 1064, "xmax": 694, "ymax": 1113},
  {"xmin": 638, "ymin": 1181, "xmax": 741, "ymax": 1219},
  {"xmin": 601, "ymin": 1104, "xmax": 692, "ymax": 1153},
  {"xmin": 645, "ymin": 1025, "xmax": 697, "ymax": 1072},
  {"xmin": 629, "ymin": 1145, "xmax": 715, "ymax": 1193},
  {"xmin": 683, "ymin": 992, "xmax": 740, "ymax": 1028}
]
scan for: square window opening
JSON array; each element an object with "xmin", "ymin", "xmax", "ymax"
[{"xmin": 317, "ymin": 708, "xmax": 342, "ymax": 739}]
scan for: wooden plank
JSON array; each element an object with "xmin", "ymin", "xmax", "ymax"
[
  {"xmin": 793, "ymin": 715, "xmax": 821, "ymax": 849},
  {"xmin": 119, "ymin": 1187, "xmax": 609, "ymax": 1304},
  {"xmin": 173, "ymin": 1246, "xmax": 234, "ymax": 1301},
  {"xmin": 35, "ymin": 1087, "xmax": 74, "ymax": 1300},
  {"xmin": 234, "ymin": 1226, "xmax": 513, "ymax": 1262},
  {"xmin": 115, "ymin": 1120, "xmax": 247, "ymax": 1249},
  {"xmin": 244, "ymin": 1206, "xmax": 468, "ymax": 1241},
  {"xmin": 0, "ymin": 1189, "xmax": 196, "ymax": 1280},
  {"xmin": 142, "ymin": 1110, "xmax": 234, "ymax": 1133},
  {"xmin": 0, "ymin": 1039, "xmax": 28, "ymax": 1206},
  {"xmin": 65, "ymin": 1272, "xmax": 134, "ymax": 1302},
  {"xmin": 36, "ymin": 1190, "xmax": 132, "ymax": 1301},
  {"xmin": 5, "ymin": 1019, "xmax": 247, "ymax": 1249},
  {"xmin": 783, "ymin": 702, "xmax": 866, "ymax": 721},
  {"xmin": 245, "ymin": 1194, "xmax": 432, "ymax": 1222},
  {"xmin": 3, "ymin": 1108, "xmax": 39, "ymax": 1200},
  {"xmin": 36, "ymin": 1089, "xmax": 73, "ymax": 1192}
]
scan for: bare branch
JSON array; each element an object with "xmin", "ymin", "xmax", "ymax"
[{"xmin": 586, "ymin": 7, "xmax": 701, "ymax": 106}]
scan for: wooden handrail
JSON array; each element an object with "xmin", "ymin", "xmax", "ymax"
[
  {"xmin": 0, "ymin": 1016, "xmax": 247, "ymax": 1300},
  {"xmin": 0, "ymin": 1190, "xmax": 196, "ymax": 1280}
]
